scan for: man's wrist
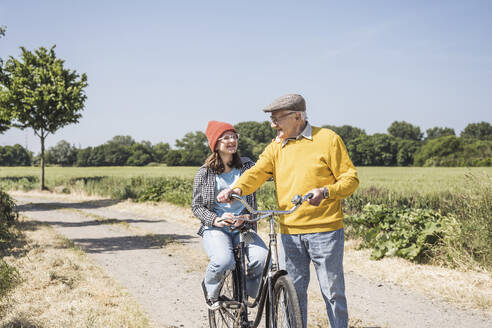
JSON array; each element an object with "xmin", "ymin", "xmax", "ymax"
[{"xmin": 322, "ymin": 186, "xmax": 329, "ymax": 199}]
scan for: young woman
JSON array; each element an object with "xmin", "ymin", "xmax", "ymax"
[{"xmin": 192, "ymin": 120, "xmax": 268, "ymax": 309}]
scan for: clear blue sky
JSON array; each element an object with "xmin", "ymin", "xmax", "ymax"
[{"xmin": 1, "ymin": 0, "xmax": 491, "ymax": 153}]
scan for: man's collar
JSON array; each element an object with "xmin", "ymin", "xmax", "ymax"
[{"xmin": 280, "ymin": 122, "xmax": 312, "ymax": 147}]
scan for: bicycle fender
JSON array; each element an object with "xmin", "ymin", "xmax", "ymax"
[{"xmin": 270, "ymin": 269, "xmax": 288, "ymax": 285}]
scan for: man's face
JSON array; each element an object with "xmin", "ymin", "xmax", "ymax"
[{"xmin": 270, "ymin": 110, "xmax": 301, "ymax": 139}]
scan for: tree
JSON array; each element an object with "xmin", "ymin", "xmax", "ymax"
[
  {"xmin": 166, "ymin": 149, "xmax": 183, "ymax": 166},
  {"xmin": 426, "ymin": 127, "xmax": 455, "ymax": 140},
  {"xmin": 322, "ymin": 125, "xmax": 366, "ymax": 144},
  {"xmin": 460, "ymin": 121, "xmax": 492, "ymax": 140},
  {"xmin": 126, "ymin": 142, "xmax": 153, "ymax": 166},
  {"xmin": 0, "ymin": 116, "xmax": 9, "ymax": 134},
  {"xmin": 103, "ymin": 143, "xmax": 131, "ymax": 166},
  {"xmin": 45, "ymin": 140, "xmax": 77, "ymax": 166},
  {"xmin": 0, "ymin": 144, "xmax": 31, "ymax": 166},
  {"xmin": 0, "ymin": 27, "xmax": 11, "ymax": 133},
  {"xmin": 396, "ymin": 139, "xmax": 421, "ymax": 166},
  {"xmin": 152, "ymin": 142, "xmax": 170, "ymax": 163},
  {"xmin": 76, "ymin": 147, "xmax": 92, "ymax": 166},
  {"xmin": 413, "ymin": 135, "xmax": 463, "ymax": 166},
  {"xmin": 347, "ymin": 134, "xmax": 398, "ymax": 166},
  {"xmin": 107, "ymin": 135, "xmax": 135, "ymax": 147},
  {"xmin": 174, "ymin": 131, "xmax": 209, "ymax": 166},
  {"xmin": 0, "ymin": 46, "xmax": 88, "ymax": 189},
  {"xmin": 235, "ymin": 121, "xmax": 276, "ymax": 143},
  {"xmin": 387, "ymin": 121, "xmax": 423, "ymax": 141},
  {"xmin": 235, "ymin": 121, "xmax": 276, "ymax": 160}
]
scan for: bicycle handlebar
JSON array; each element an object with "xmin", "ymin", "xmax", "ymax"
[{"xmin": 217, "ymin": 192, "xmax": 313, "ymax": 224}]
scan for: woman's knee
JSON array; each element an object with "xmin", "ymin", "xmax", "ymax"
[{"xmin": 209, "ymin": 254, "xmax": 235, "ymax": 273}]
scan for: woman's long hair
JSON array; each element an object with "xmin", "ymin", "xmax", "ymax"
[{"xmin": 205, "ymin": 151, "xmax": 242, "ymax": 174}]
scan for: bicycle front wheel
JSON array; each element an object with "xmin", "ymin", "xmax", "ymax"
[
  {"xmin": 269, "ymin": 275, "xmax": 303, "ymax": 328},
  {"xmin": 209, "ymin": 271, "xmax": 240, "ymax": 328}
]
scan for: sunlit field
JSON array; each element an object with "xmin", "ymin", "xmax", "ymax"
[
  {"xmin": 0, "ymin": 166, "xmax": 199, "ymax": 179},
  {"xmin": 1, "ymin": 165, "xmax": 491, "ymax": 270},
  {"xmin": 1, "ymin": 166, "xmax": 491, "ymax": 193},
  {"xmin": 357, "ymin": 166, "xmax": 492, "ymax": 193}
]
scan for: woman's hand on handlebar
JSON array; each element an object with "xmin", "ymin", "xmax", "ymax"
[
  {"xmin": 217, "ymin": 188, "xmax": 242, "ymax": 203},
  {"xmin": 213, "ymin": 213, "xmax": 236, "ymax": 227},
  {"xmin": 306, "ymin": 187, "xmax": 325, "ymax": 206},
  {"xmin": 213, "ymin": 213, "xmax": 247, "ymax": 228}
]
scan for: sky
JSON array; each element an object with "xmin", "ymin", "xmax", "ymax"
[{"xmin": 1, "ymin": 0, "xmax": 491, "ymax": 154}]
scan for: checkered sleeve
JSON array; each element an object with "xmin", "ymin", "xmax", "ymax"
[
  {"xmin": 192, "ymin": 167, "xmax": 218, "ymax": 227},
  {"xmin": 241, "ymin": 158, "xmax": 259, "ymax": 231}
]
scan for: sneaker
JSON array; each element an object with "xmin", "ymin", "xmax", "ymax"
[{"xmin": 207, "ymin": 298, "xmax": 221, "ymax": 311}]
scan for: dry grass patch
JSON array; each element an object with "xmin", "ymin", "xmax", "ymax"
[
  {"xmin": 344, "ymin": 239, "xmax": 492, "ymax": 314},
  {"xmin": 0, "ymin": 218, "xmax": 150, "ymax": 328}
]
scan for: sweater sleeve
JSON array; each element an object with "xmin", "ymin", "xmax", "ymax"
[
  {"xmin": 191, "ymin": 168, "xmax": 218, "ymax": 227},
  {"xmin": 233, "ymin": 144, "xmax": 274, "ymax": 196},
  {"xmin": 326, "ymin": 135, "xmax": 359, "ymax": 199}
]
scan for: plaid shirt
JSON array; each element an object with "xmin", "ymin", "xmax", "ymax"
[{"xmin": 192, "ymin": 157, "xmax": 257, "ymax": 236}]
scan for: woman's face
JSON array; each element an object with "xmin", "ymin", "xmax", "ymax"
[{"xmin": 215, "ymin": 131, "xmax": 239, "ymax": 155}]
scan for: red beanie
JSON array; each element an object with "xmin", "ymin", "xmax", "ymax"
[{"xmin": 205, "ymin": 120, "xmax": 237, "ymax": 151}]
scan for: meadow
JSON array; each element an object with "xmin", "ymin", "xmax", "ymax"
[
  {"xmin": 1, "ymin": 165, "xmax": 491, "ymax": 271},
  {"xmin": 1, "ymin": 165, "xmax": 491, "ymax": 191}
]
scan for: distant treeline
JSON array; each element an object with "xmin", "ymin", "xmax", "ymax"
[{"xmin": 1, "ymin": 120, "xmax": 491, "ymax": 167}]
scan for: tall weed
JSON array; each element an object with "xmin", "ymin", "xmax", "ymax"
[{"xmin": 344, "ymin": 172, "xmax": 492, "ymax": 270}]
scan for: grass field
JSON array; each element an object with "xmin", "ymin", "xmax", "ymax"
[
  {"xmin": 1, "ymin": 165, "xmax": 491, "ymax": 271},
  {"xmin": 1, "ymin": 166, "xmax": 491, "ymax": 193},
  {"xmin": 0, "ymin": 166, "xmax": 199, "ymax": 179}
]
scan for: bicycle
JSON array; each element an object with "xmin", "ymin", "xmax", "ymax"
[{"xmin": 203, "ymin": 192, "xmax": 313, "ymax": 328}]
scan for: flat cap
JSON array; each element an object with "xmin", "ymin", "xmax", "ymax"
[{"xmin": 263, "ymin": 94, "xmax": 306, "ymax": 113}]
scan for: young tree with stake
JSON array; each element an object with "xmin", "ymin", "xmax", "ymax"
[{"xmin": 0, "ymin": 45, "xmax": 88, "ymax": 189}]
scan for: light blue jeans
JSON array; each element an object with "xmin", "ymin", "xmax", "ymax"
[
  {"xmin": 280, "ymin": 228, "xmax": 348, "ymax": 328},
  {"xmin": 202, "ymin": 227, "xmax": 268, "ymax": 300}
]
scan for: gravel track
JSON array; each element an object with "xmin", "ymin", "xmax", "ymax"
[{"xmin": 12, "ymin": 192, "xmax": 492, "ymax": 328}]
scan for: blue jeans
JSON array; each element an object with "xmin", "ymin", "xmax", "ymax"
[
  {"xmin": 202, "ymin": 227, "xmax": 268, "ymax": 300},
  {"xmin": 280, "ymin": 228, "xmax": 347, "ymax": 328}
]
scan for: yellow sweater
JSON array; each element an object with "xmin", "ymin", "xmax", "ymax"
[{"xmin": 233, "ymin": 126, "xmax": 359, "ymax": 234}]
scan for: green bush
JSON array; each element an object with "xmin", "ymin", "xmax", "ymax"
[
  {"xmin": 345, "ymin": 204, "xmax": 444, "ymax": 262},
  {"xmin": 0, "ymin": 190, "xmax": 19, "ymax": 301},
  {"xmin": 344, "ymin": 173, "xmax": 492, "ymax": 270},
  {"xmin": 1, "ymin": 190, "xmax": 18, "ymax": 254},
  {"xmin": 0, "ymin": 190, "xmax": 18, "ymax": 227},
  {"xmin": 138, "ymin": 177, "xmax": 193, "ymax": 206}
]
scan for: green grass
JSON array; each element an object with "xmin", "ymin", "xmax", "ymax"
[
  {"xmin": 1, "ymin": 165, "xmax": 491, "ymax": 271},
  {"xmin": 357, "ymin": 166, "xmax": 492, "ymax": 194},
  {"xmin": 2, "ymin": 166, "xmax": 491, "ymax": 193},
  {"xmin": 0, "ymin": 166, "xmax": 199, "ymax": 180}
]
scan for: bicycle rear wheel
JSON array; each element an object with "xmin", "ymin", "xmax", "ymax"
[
  {"xmin": 268, "ymin": 275, "xmax": 303, "ymax": 328},
  {"xmin": 208, "ymin": 271, "xmax": 240, "ymax": 328}
]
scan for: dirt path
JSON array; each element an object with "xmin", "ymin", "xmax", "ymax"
[{"xmin": 11, "ymin": 192, "xmax": 492, "ymax": 328}]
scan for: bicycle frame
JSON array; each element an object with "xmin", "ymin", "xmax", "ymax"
[{"xmin": 218, "ymin": 193, "xmax": 312, "ymax": 327}]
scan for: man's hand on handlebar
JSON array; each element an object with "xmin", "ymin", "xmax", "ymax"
[
  {"xmin": 306, "ymin": 187, "xmax": 325, "ymax": 206},
  {"xmin": 217, "ymin": 188, "xmax": 242, "ymax": 203}
]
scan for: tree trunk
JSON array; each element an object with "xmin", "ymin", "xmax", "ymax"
[{"xmin": 40, "ymin": 134, "xmax": 47, "ymax": 190}]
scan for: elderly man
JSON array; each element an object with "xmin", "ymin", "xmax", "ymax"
[{"xmin": 217, "ymin": 94, "xmax": 359, "ymax": 328}]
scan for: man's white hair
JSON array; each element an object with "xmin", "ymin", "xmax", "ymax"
[{"xmin": 300, "ymin": 111, "xmax": 308, "ymax": 122}]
